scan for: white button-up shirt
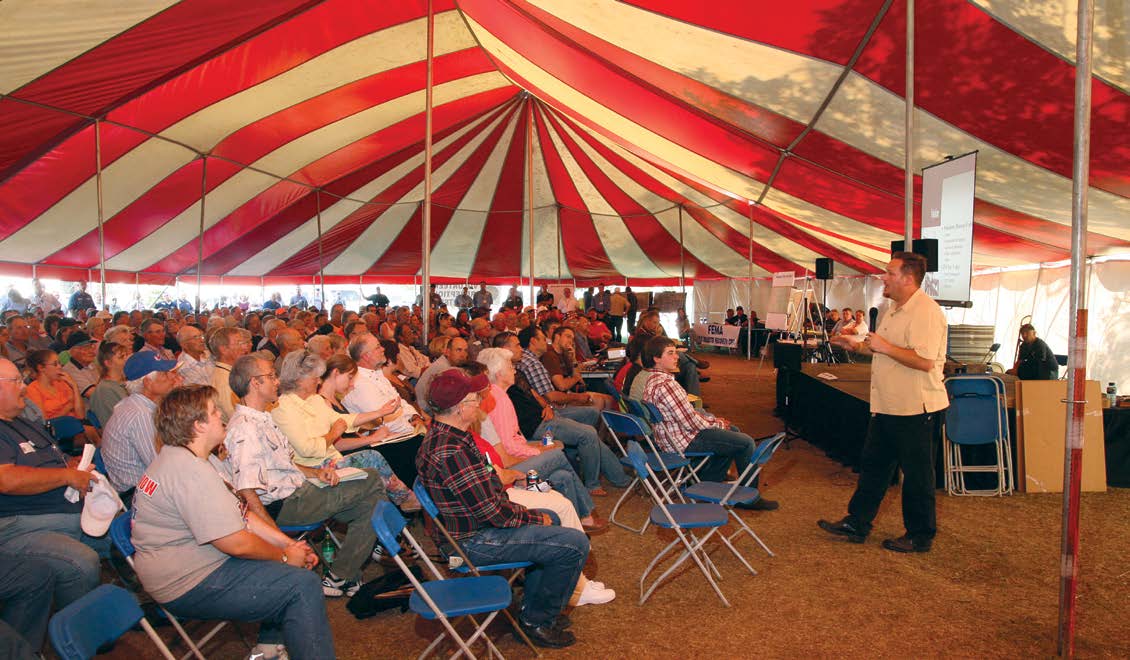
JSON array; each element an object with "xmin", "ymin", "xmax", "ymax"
[
  {"xmin": 342, "ymin": 367, "xmax": 418, "ymax": 434},
  {"xmin": 223, "ymin": 404, "xmax": 306, "ymax": 504},
  {"xmin": 176, "ymin": 351, "xmax": 214, "ymax": 387},
  {"xmin": 870, "ymin": 288, "xmax": 949, "ymax": 415}
]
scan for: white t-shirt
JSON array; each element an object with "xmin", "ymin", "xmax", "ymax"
[{"xmin": 131, "ymin": 446, "xmax": 245, "ymax": 603}]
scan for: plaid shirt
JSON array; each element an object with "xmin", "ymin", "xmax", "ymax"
[
  {"xmin": 642, "ymin": 369, "xmax": 722, "ymax": 453},
  {"xmin": 416, "ymin": 421, "xmax": 541, "ymax": 541},
  {"xmin": 517, "ymin": 350, "xmax": 554, "ymax": 397}
]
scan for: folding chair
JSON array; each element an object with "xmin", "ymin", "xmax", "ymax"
[
  {"xmin": 601, "ymin": 410, "xmax": 691, "ymax": 534},
  {"xmin": 943, "ymin": 375, "xmax": 1014, "ymax": 496},
  {"xmin": 624, "ymin": 441, "xmax": 755, "ymax": 608},
  {"xmin": 371, "ymin": 501, "xmax": 513, "ymax": 660},
  {"xmin": 49, "ymin": 584, "xmax": 176, "ymax": 660},
  {"xmin": 640, "ymin": 400, "xmax": 714, "ymax": 480},
  {"xmin": 109, "ymin": 513, "xmax": 230, "ymax": 660},
  {"xmin": 412, "ymin": 480, "xmax": 539, "ymax": 656},
  {"xmin": 682, "ymin": 433, "xmax": 785, "ymax": 557}
]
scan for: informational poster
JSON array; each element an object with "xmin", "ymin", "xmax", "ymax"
[
  {"xmin": 651, "ymin": 291, "xmax": 687, "ymax": 313},
  {"xmin": 694, "ymin": 323, "xmax": 741, "ymax": 348},
  {"xmin": 921, "ymin": 152, "xmax": 976, "ymax": 306}
]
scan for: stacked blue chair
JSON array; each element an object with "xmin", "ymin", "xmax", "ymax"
[
  {"xmin": 49, "ymin": 584, "xmax": 176, "ymax": 660},
  {"xmin": 943, "ymin": 375, "xmax": 1013, "ymax": 496},
  {"xmin": 371, "ymin": 501, "xmax": 513, "ymax": 659},
  {"xmin": 602, "ymin": 410, "xmax": 691, "ymax": 534}
]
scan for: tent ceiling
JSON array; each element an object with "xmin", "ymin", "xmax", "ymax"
[{"xmin": 0, "ymin": 0, "xmax": 1126, "ymax": 285}]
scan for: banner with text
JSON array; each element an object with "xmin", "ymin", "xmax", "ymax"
[{"xmin": 694, "ymin": 323, "xmax": 741, "ymax": 348}]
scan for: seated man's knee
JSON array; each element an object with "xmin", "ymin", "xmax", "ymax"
[{"xmin": 534, "ymin": 509, "xmax": 562, "ymax": 526}]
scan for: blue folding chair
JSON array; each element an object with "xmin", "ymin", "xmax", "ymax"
[
  {"xmin": 371, "ymin": 501, "xmax": 513, "ymax": 659},
  {"xmin": 623, "ymin": 441, "xmax": 754, "ymax": 607},
  {"xmin": 640, "ymin": 400, "xmax": 714, "ymax": 480},
  {"xmin": 412, "ymin": 480, "xmax": 538, "ymax": 656},
  {"xmin": 943, "ymin": 375, "xmax": 1013, "ymax": 496},
  {"xmin": 49, "ymin": 584, "xmax": 175, "ymax": 660},
  {"xmin": 682, "ymin": 433, "xmax": 785, "ymax": 557},
  {"xmin": 109, "ymin": 513, "xmax": 228, "ymax": 660},
  {"xmin": 602, "ymin": 410, "xmax": 691, "ymax": 534}
]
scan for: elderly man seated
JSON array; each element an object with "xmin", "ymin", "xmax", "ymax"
[
  {"xmin": 417, "ymin": 369, "xmax": 589, "ymax": 648},
  {"xmin": 224, "ymin": 354, "xmax": 387, "ymax": 598},
  {"xmin": 101, "ymin": 352, "xmax": 183, "ymax": 499},
  {"xmin": 640, "ymin": 337, "xmax": 777, "ymax": 511}
]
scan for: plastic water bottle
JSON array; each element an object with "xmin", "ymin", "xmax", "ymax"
[
  {"xmin": 1108, "ymin": 383, "xmax": 1118, "ymax": 407},
  {"xmin": 321, "ymin": 535, "xmax": 335, "ymax": 565},
  {"xmin": 541, "ymin": 425, "xmax": 555, "ymax": 447},
  {"xmin": 526, "ymin": 470, "xmax": 540, "ymax": 492}
]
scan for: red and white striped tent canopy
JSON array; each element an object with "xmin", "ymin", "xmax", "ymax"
[{"xmin": 1, "ymin": 0, "xmax": 1126, "ymax": 286}]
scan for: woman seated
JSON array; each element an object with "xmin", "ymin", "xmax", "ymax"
[
  {"xmin": 378, "ymin": 339, "xmax": 419, "ymax": 406},
  {"xmin": 24, "ymin": 349, "xmax": 100, "ymax": 450},
  {"xmin": 89, "ymin": 341, "xmax": 130, "ymax": 428},
  {"xmin": 131, "ymin": 385, "xmax": 334, "ymax": 660},
  {"xmin": 470, "ymin": 351, "xmax": 604, "ymax": 532},
  {"xmin": 271, "ymin": 351, "xmax": 419, "ymax": 510}
]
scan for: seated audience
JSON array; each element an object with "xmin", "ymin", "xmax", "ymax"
[
  {"xmin": 539, "ymin": 326, "xmax": 615, "ymax": 411},
  {"xmin": 225, "ymin": 354, "xmax": 387, "ymax": 598},
  {"xmin": 633, "ymin": 311, "xmax": 708, "ymax": 394},
  {"xmin": 101, "ymin": 352, "xmax": 182, "ymax": 497},
  {"xmin": 417, "ymin": 369, "xmax": 589, "ymax": 648},
  {"xmin": 175, "ymin": 324, "xmax": 213, "ymax": 386},
  {"xmin": 24, "ymin": 349, "xmax": 99, "ymax": 450},
  {"xmin": 89, "ymin": 341, "xmax": 130, "ymax": 427},
  {"xmin": 641, "ymin": 337, "xmax": 777, "ymax": 510},
  {"xmin": 1012, "ymin": 323, "xmax": 1059, "ymax": 380},
  {"xmin": 208, "ymin": 326, "xmax": 252, "ymax": 422},
  {"xmin": 415, "ymin": 336, "xmax": 469, "ymax": 405},
  {"xmin": 61, "ymin": 332, "xmax": 99, "ymax": 400},
  {"xmin": 394, "ymin": 324, "xmax": 430, "ymax": 380},
  {"xmin": 131, "ymin": 385, "xmax": 333, "ymax": 660}
]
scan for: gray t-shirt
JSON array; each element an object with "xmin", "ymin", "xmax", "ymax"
[
  {"xmin": 131, "ymin": 446, "xmax": 245, "ymax": 603},
  {"xmin": 629, "ymin": 370, "xmax": 656, "ymax": 402}
]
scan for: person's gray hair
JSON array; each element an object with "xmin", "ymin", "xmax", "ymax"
[
  {"xmin": 348, "ymin": 334, "xmax": 378, "ymax": 363},
  {"xmin": 263, "ymin": 318, "xmax": 285, "ymax": 337},
  {"xmin": 104, "ymin": 325, "xmax": 132, "ymax": 346},
  {"xmin": 224, "ymin": 316, "xmax": 239, "ymax": 328},
  {"xmin": 278, "ymin": 350, "xmax": 325, "ymax": 394},
  {"xmin": 84, "ymin": 317, "xmax": 104, "ymax": 334},
  {"xmin": 206, "ymin": 315, "xmax": 225, "ymax": 330},
  {"xmin": 475, "ymin": 348, "xmax": 512, "ymax": 384},
  {"xmin": 229, "ymin": 354, "xmax": 268, "ymax": 399},
  {"xmin": 176, "ymin": 325, "xmax": 202, "ymax": 345},
  {"xmin": 307, "ymin": 334, "xmax": 331, "ymax": 355},
  {"xmin": 126, "ymin": 375, "xmax": 149, "ymax": 395}
]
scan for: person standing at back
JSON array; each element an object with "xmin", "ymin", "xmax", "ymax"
[{"xmin": 819, "ymin": 252, "xmax": 948, "ymax": 553}]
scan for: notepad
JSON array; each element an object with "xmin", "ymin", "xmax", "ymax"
[{"xmin": 307, "ymin": 467, "xmax": 369, "ymax": 488}]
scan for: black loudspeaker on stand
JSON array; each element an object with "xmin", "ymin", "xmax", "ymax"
[
  {"xmin": 890, "ymin": 238, "xmax": 939, "ymax": 272},
  {"xmin": 815, "ymin": 258, "xmax": 834, "ymax": 280}
]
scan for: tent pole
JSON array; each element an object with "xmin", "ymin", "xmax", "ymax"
[
  {"xmin": 678, "ymin": 205, "xmax": 686, "ymax": 292},
  {"xmin": 747, "ymin": 202, "xmax": 755, "ymax": 360},
  {"xmin": 420, "ymin": 0, "xmax": 435, "ymax": 346},
  {"xmin": 94, "ymin": 120, "xmax": 106, "ymax": 309},
  {"xmin": 556, "ymin": 204, "xmax": 562, "ymax": 284},
  {"xmin": 903, "ymin": 0, "xmax": 915, "ymax": 244},
  {"xmin": 1057, "ymin": 1, "xmax": 1094, "ymax": 656},
  {"xmin": 315, "ymin": 190, "xmax": 326, "ymax": 311},
  {"xmin": 196, "ymin": 156, "xmax": 207, "ymax": 315},
  {"xmin": 527, "ymin": 97, "xmax": 536, "ymax": 307}
]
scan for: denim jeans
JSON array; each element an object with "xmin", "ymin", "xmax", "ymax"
[
  {"xmin": 544, "ymin": 406, "xmax": 630, "ymax": 489},
  {"xmin": 686, "ymin": 427, "xmax": 757, "ymax": 483},
  {"xmin": 163, "ymin": 557, "xmax": 334, "ymax": 660},
  {"xmin": 460, "ymin": 523, "xmax": 589, "ymax": 627},
  {"xmin": 677, "ymin": 353, "xmax": 702, "ymax": 396},
  {"xmin": 509, "ymin": 449, "xmax": 594, "ymax": 518},
  {"xmin": 0, "ymin": 512, "xmax": 104, "ymax": 607},
  {"xmin": 0, "ymin": 553, "xmax": 55, "ymax": 653}
]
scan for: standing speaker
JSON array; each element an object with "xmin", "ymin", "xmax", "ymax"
[
  {"xmin": 815, "ymin": 258, "xmax": 834, "ymax": 280},
  {"xmin": 890, "ymin": 238, "xmax": 939, "ymax": 272}
]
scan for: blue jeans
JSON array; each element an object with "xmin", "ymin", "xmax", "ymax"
[
  {"xmin": 543, "ymin": 407, "xmax": 630, "ymax": 489},
  {"xmin": 510, "ymin": 450, "xmax": 593, "ymax": 519},
  {"xmin": 0, "ymin": 553, "xmax": 55, "ymax": 653},
  {"xmin": 163, "ymin": 558, "xmax": 334, "ymax": 660},
  {"xmin": 686, "ymin": 427, "xmax": 757, "ymax": 483},
  {"xmin": 460, "ymin": 524, "xmax": 589, "ymax": 627},
  {"xmin": 678, "ymin": 353, "xmax": 702, "ymax": 396},
  {"xmin": 0, "ymin": 512, "xmax": 104, "ymax": 608}
]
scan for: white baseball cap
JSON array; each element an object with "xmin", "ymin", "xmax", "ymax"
[{"xmin": 81, "ymin": 471, "xmax": 123, "ymax": 537}]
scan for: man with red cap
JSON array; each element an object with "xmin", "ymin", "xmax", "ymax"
[{"xmin": 417, "ymin": 369, "xmax": 589, "ymax": 649}]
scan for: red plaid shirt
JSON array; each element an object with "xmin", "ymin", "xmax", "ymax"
[
  {"xmin": 642, "ymin": 369, "xmax": 722, "ymax": 453},
  {"xmin": 416, "ymin": 421, "xmax": 542, "ymax": 541}
]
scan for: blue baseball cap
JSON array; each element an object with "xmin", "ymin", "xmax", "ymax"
[{"xmin": 124, "ymin": 351, "xmax": 178, "ymax": 381}]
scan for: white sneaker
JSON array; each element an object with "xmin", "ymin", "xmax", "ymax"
[
  {"xmin": 589, "ymin": 580, "xmax": 605, "ymax": 590},
  {"xmin": 248, "ymin": 643, "xmax": 289, "ymax": 660},
  {"xmin": 576, "ymin": 581, "xmax": 616, "ymax": 606}
]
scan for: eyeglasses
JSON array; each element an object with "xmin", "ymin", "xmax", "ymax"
[
  {"xmin": 0, "ymin": 377, "xmax": 22, "ymax": 383},
  {"xmin": 251, "ymin": 372, "xmax": 278, "ymax": 381}
]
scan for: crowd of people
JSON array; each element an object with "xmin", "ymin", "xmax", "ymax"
[{"xmin": 0, "ymin": 278, "xmax": 784, "ymax": 658}]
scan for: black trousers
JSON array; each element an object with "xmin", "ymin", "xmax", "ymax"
[
  {"xmin": 606, "ymin": 315, "xmax": 623, "ymax": 342},
  {"xmin": 846, "ymin": 411, "xmax": 942, "ymax": 541}
]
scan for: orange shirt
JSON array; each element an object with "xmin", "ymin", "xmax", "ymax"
[{"xmin": 26, "ymin": 380, "xmax": 76, "ymax": 419}]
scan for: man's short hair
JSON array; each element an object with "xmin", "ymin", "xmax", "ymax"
[
  {"xmin": 551, "ymin": 325, "xmax": 572, "ymax": 342},
  {"xmin": 208, "ymin": 327, "xmax": 246, "ymax": 359},
  {"xmin": 492, "ymin": 331, "xmax": 516, "ymax": 349},
  {"xmin": 155, "ymin": 385, "xmax": 217, "ymax": 449},
  {"xmin": 517, "ymin": 326, "xmax": 539, "ymax": 349},
  {"xmin": 641, "ymin": 336, "xmax": 677, "ymax": 369},
  {"xmin": 1019, "ymin": 323, "xmax": 1036, "ymax": 335},
  {"xmin": 428, "ymin": 335, "xmax": 453, "ymax": 360},
  {"xmin": 229, "ymin": 355, "xmax": 267, "ymax": 399},
  {"xmin": 892, "ymin": 251, "xmax": 927, "ymax": 286},
  {"xmin": 348, "ymin": 334, "xmax": 377, "ymax": 363}
]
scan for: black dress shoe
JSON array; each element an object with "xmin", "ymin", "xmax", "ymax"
[
  {"xmin": 817, "ymin": 518, "xmax": 867, "ymax": 543},
  {"xmin": 698, "ymin": 376, "xmax": 711, "ymax": 383},
  {"xmin": 734, "ymin": 498, "xmax": 778, "ymax": 511},
  {"xmin": 881, "ymin": 535, "xmax": 932, "ymax": 553},
  {"xmin": 553, "ymin": 614, "xmax": 573, "ymax": 630},
  {"xmin": 517, "ymin": 621, "xmax": 576, "ymax": 648}
]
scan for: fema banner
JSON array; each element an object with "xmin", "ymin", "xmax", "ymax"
[{"xmin": 693, "ymin": 323, "xmax": 740, "ymax": 348}]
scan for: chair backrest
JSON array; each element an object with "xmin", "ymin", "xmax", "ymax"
[
  {"xmin": 109, "ymin": 511, "xmax": 134, "ymax": 558},
  {"xmin": 623, "ymin": 440, "xmax": 652, "ymax": 480},
  {"xmin": 49, "ymin": 584, "xmax": 146, "ymax": 660},
  {"xmin": 86, "ymin": 409, "xmax": 102, "ymax": 430},
  {"xmin": 412, "ymin": 478, "xmax": 441, "ymax": 519},
  {"xmin": 642, "ymin": 401, "xmax": 664, "ymax": 424},
  {"xmin": 601, "ymin": 410, "xmax": 651, "ymax": 439},
  {"xmin": 624, "ymin": 397, "xmax": 650, "ymax": 421},
  {"xmin": 370, "ymin": 500, "xmax": 407, "ymax": 556},
  {"xmin": 944, "ymin": 375, "xmax": 1007, "ymax": 445},
  {"xmin": 751, "ymin": 433, "xmax": 786, "ymax": 466}
]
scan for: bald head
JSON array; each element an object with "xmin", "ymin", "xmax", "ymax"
[{"xmin": 0, "ymin": 359, "xmax": 26, "ymax": 420}]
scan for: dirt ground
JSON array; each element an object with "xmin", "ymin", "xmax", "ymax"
[{"xmin": 99, "ymin": 354, "xmax": 1128, "ymax": 659}]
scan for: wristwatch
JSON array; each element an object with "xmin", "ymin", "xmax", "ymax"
[{"xmin": 281, "ymin": 553, "xmax": 289, "ymax": 564}]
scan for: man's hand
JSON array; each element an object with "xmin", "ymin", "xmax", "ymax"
[
  {"xmin": 366, "ymin": 426, "xmax": 392, "ymax": 444},
  {"xmin": 316, "ymin": 466, "xmax": 340, "ymax": 486},
  {"xmin": 828, "ymin": 335, "xmax": 854, "ymax": 349},
  {"xmin": 497, "ymin": 467, "xmax": 523, "ymax": 487},
  {"xmin": 540, "ymin": 512, "xmax": 554, "ymax": 526},
  {"xmin": 283, "ymin": 541, "xmax": 310, "ymax": 568},
  {"xmin": 864, "ymin": 332, "xmax": 891, "ymax": 355},
  {"xmin": 65, "ymin": 467, "xmax": 98, "ymax": 492},
  {"xmin": 540, "ymin": 405, "xmax": 555, "ymax": 421}
]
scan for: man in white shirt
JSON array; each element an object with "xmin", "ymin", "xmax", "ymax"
[
  {"xmin": 393, "ymin": 325, "xmax": 430, "ymax": 380},
  {"xmin": 101, "ymin": 352, "xmax": 182, "ymax": 496},
  {"xmin": 175, "ymin": 325, "xmax": 213, "ymax": 386}
]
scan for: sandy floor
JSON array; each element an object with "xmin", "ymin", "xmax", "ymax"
[{"xmin": 96, "ymin": 354, "xmax": 1129, "ymax": 659}]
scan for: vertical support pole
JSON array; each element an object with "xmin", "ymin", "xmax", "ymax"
[
  {"xmin": 903, "ymin": 0, "xmax": 915, "ymax": 244},
  {"xmin": 747, "ymin": 202, "xmax": 755, "ymax": 359},
  {"xmin": 1058, "ymin": 1, "xmax": 1093, "ymax": 656},
  {"xmin": 420, "ymin": 0, "xmax": 435, "ymax": 346},
  {"xmin": 196, "ymin": 156, "xmax": 207, "ymax": 315},
  {"xmin": 527, "ymin": 98, "xmax": 536, "ymax": 307},
  {"xmin": 94, "ymin": 120, "xmax": 107, "ymax": 310},
  {"xmin": 315, "ymin": 189, "xmax": 326, "ymax": 311},
  {"xmin": 556, "ymin": 204, "xmax": 563, "ymax": 284},
  {"xmin": 678, "ymin": 205, "xmax": 686, "ymax": 293}
]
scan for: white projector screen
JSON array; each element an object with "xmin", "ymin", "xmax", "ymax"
[{"xmin": 920, "ymin": 152, "xmax": 976, "ymax": 307}]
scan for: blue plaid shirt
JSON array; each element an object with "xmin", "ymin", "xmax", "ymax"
[{"xmin": 517, "ymin": 350, "xmax": 554, "ymax": 397}]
